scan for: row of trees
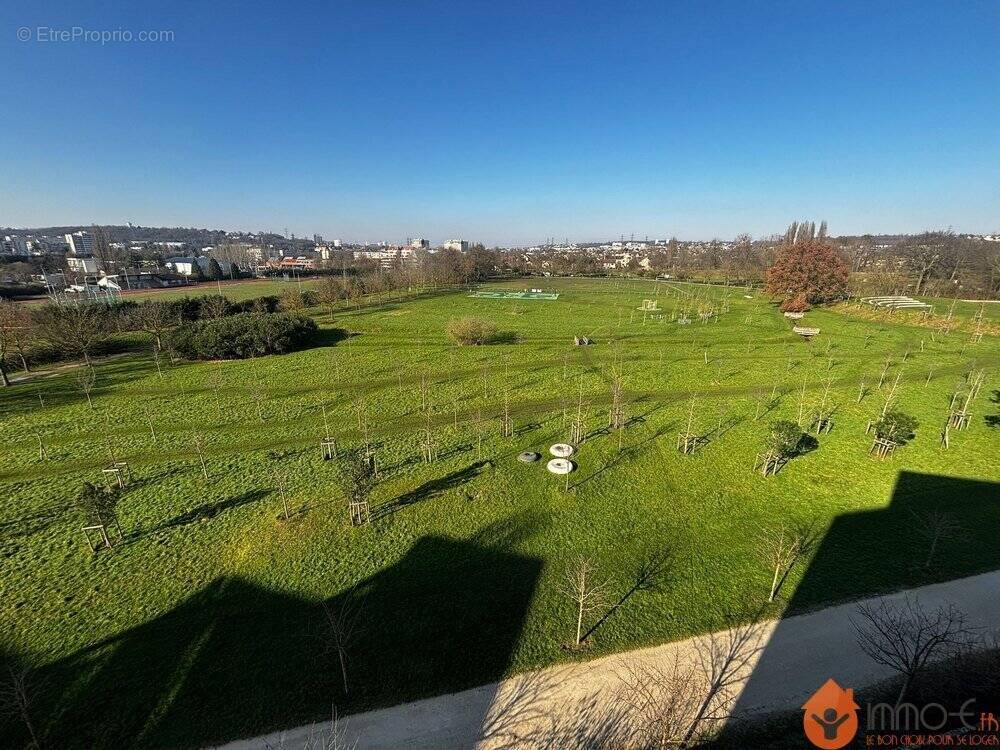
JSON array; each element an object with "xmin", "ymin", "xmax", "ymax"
[{"xmin": 0, "ymin": 290, "xmax": 327, "ymax": 383}]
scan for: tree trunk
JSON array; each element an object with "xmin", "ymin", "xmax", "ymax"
[
  {"xmin": 769, "ymin": 565, "xmax": 781, "ymax": 602},
  {"xmin": 895, "ymin": 674, "xmax": 912, "ymax": 709},
  {"xmin": 0, "ymin": 363, "xmax": 9, "ymax": 387},
  {"xmin": 19, "ymin": 353, "xmax": 29, "ymax": 374},
  {"xmin": 575, "ymin": 603, "xmax": 584, "ymax": 645},
  {"xmin": 338, "ymin": 648, "xmax": 349, "ymax": 695},
  {"xmin": 925, "ymin": 534, "xmax": 939, "ymax": 568}
]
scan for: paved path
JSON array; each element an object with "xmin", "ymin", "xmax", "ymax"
[{"xmin": 217, "ymin": 570, "xmax": 1000, "ymax": 750}]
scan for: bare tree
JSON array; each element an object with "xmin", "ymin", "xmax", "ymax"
[
  {"xmin": 33, "ymin": 302, "xmax": 109, "ymax": 366},
  {"xmin": 272, "ymin": 467, "xmax": 292, "ymax": 521},
  {"xmin": 909, "ymin": 508, "xmax": 961, "ymax": 569},
  {"xmin": 897, "ymin": 232, "xmax": 951, "ymax": 295},
  {"xmin": 0, "ymin": 309, "xmax": 13, "ymax": 386},
  {"xmin": 852, "ymin": 596, "xmax": 973, "ymax": 707},
  {"xmin": 759, "ymin": 523, "xmax": 818, "ymax": 602},
  {"xmin": 0, "ymin": 300, "xmax": 35, "ymax": 379},
  {"xmin": 315, "ymin": 276, "xmax": 347, "ymax": 322},
  {"xmin": 1, "ymin": 659, "xmax": 44, "ymax": 750},
  {"xmin": 131, "ymin": 301, "xmax": 175, "ymax": 351},
  {"xmin": 321, "ymin": 589, "xmax": 364, "ymax": 696},
  {"xmin": 558, "ymin": 555, "xmax": 610, "ymax": 648},
  {"xmin": 191, "ymin": 432, "xmax": 210, "ymax": 480},
  {"xmin": 581, "ymin": 549, "xmax": 672, "ymax": 643},
  {"xmin": 75, "ymin": 365, "xmax": 97, "ymax": 408}
]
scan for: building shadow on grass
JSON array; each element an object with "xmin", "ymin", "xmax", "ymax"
[
  {"xmin": 715, "ymin": 471, "xmax": 1000, "ymax": 743},
  {"xmin": 6, "ymin": 531, "xmax": 542, "ymax": 749}
]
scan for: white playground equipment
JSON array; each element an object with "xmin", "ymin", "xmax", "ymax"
[
  {"xmin": 50, "ymin": 275, "xmax": 122, "ymax": 305},
  {"xmin": 861, "ymin": 296, "xmax": 933, "ymax": 311}
]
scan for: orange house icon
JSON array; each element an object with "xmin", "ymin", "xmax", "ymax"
[{"xmin": 802, "ymin": 678, "xmax": 860, "ymax": 749}]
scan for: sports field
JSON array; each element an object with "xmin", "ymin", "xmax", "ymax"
[
  {"xmin": 2, "ymin": 277, "xmax": 997, "ymax": 748},
  {"xmin": 468, "ymin": 289, "xmax": 560, "ymax": 300}
]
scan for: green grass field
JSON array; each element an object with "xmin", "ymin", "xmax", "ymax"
[
  {"xmin": 2, "ymin": 277, "xmax": 998, "ymax": 748},
  {"xmin": 120, "ymin": 276, "xmax": 318, "ymax": 302}
]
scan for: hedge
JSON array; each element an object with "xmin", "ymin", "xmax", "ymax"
[{"xmin": 167, "ymin": 312, "xmax": 318, "ymax": 359}]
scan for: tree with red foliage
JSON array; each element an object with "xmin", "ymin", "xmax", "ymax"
[{"xmin": 765, "ymin": 239, "xmax": 849, "ymax": 305}]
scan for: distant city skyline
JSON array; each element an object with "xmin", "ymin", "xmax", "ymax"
[
  {"xmin": 3, "ymin": 222, "xmax": 999, "ymax": 249},
  {"xmin": 2, "ymin": 1, "xmax": 998, "ymax": 245}
]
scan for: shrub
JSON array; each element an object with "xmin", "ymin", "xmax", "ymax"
[
  {"xmin": 446, "ymin": 317, "xmax": 499, "ymax": 346},
  {"xmin": 765, "ymin": 239, "xmax": 850, "ymax": 306},
  {"xmin": 167, "ymin": 312, "xmax": 318, "ymax": 359},
  {"xmin": 765, "ymin": 420, "xmax": 805, "ymax": 458},
  {"xmin": 873, "ymin": 410, "xmax": 919, "ymax": 444}
]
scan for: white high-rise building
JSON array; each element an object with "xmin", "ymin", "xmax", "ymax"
[
  {"xmin": 65, "ymin": 231, "xmax": 94, "ymax": 256},
  {"xmin": 2, "ymin": 236, "xmax": 29, "ymax": 255},
  {"xmin": 442, "ymin": 239, "xmax": 468, "ymax": 252}
]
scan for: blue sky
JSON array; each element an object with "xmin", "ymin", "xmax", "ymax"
[{"xmin": 2, "ymin": 1, "xmax": 998, "ymax": 245}]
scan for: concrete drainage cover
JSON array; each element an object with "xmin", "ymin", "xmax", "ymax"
[
  {"xmin": 549, "ymin": 443, "xmax": 575, "ymax": 458},
  {"xmin": 517, "ymin": 451, "xmax": 541, "ymax": 463}
]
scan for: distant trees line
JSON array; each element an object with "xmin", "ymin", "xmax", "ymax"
[{"xmin": 524, "ymin": 226, "xmax": 1000, "ymax": 300}]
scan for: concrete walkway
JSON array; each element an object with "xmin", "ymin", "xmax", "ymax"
[{"xmin": 217, "ymin": 569, "xmax": 1000, "ymax": 750}]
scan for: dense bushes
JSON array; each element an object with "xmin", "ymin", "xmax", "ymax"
[
  {"xmin": 167, "ymin": 312, "xmax": 318, "ymax": 359},
  {"xmin": 446, "ymin": 317, "xmax": 499, "ymax": 345},
  {"xmin": 765, "ymin": 420, "xmax": 806, "ymax": 457}
]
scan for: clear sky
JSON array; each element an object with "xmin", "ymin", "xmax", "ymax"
[{"xmin": 2, "ymin": 1, "xmax": 998, "ymax": 245}]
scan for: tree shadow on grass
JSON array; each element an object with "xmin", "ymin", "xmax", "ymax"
[
  {"xmin": 9, "ymin": 531, "xmax": 542, "ymax": 749},
  {"xmin": 986, "ymin": 389, "xmax": 1000, "ymax": 428},
  {"xmin": 570, "ymin": 420, "xmax": 677, "ymax": 491},
  {"xmin": 0, "ymin": 503, "xmax": 64, "ymax": 556},
  {"xmin": 372, "ymin": 460, "xmax": 492, "ymax": 520},
  {"xmin": 142, "ymin": 488, "xmax": 273, "ymax": 535},
  {"xmin": 312, "ymin": 327, "xmax": 351, "ymax": 348}
]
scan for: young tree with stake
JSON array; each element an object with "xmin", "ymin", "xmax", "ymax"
[
  {"xmin": 759, "ymin": 523, "xmax": 817, "ymax": 602},
  {"xmin": 558, "ymin": 555, "xmax": 609, "ymax": 648}
]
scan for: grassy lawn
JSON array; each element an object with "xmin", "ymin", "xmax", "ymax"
[
  {"xmin": 119, "ymin": 276, "xmax": 318, "ymax": 302},
  {"xmin": 2, "ymin": 277, "xmax": 998, "ymax": 748}
]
